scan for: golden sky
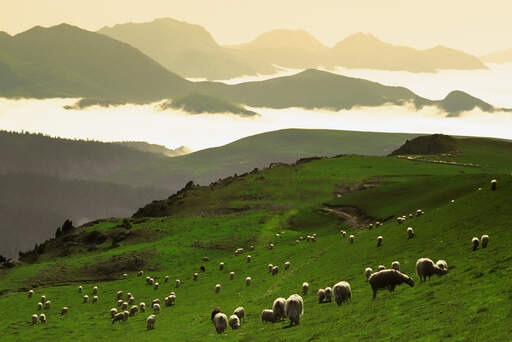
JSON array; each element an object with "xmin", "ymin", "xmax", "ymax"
[{"xmin": 1, "ymin": 0, "xmax": 510, "ymax": 54}]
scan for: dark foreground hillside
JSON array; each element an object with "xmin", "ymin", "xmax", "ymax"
[{"xmin": 0, "ymin": 135, "xmax": 510, "ymax": 341}]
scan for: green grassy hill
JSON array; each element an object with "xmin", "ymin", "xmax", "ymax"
[{"xmin": 0, "ymin": 135, "xmax": 510, "ymax": 341}]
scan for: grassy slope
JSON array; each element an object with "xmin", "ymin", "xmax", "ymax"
[{"xmin": 0, "ymin": 139, "xmax": 511, "ymax": 341}]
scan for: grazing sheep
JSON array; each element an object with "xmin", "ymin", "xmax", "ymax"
[
  {"xmin": 37, "ymin": 302, "xmax": 43, "ymax": 310},
  {"xmin": 44, "ymin": 300, "xmax": 51, "ymax": 309},
  {"xmin": 284, "ymin": 261, "xmax": 290, "ymax": 270},
  {"xmin": 416, "ymin": 258, "xmax": 447, "ymax": 281},
  {"xmin": 92, "ymin": 286, "xmax": 98, "ymax": 295},
  {"xmin": 149, "ymin": 278, "xmax": 155, "ymax": 285},
  {"xmin": 247, "ymin": 255, "xmax": 252, "ymax": 263},
  {"xmin": 122, "ymin": 301, "xmax": 129, "ymax": 310},
  {"xmin": 152, "ymin": 303, "xmax": 160, "ymax": 314},
  {"xmin": 219, "ymin": 262, "xmax": 224, "ymax": 270},
  {"xmin": 368, "ymin": 269, "xmax": 415, "ymax": 299},
  {"xmin": 229, "ymin": 271, "xmax": 235, "ymax": 280},
  {"xmin": 116, "ymin": 299, "xmax": 123, "ymax": 307},
  {"xmin": 245, "ymin": 277, "xmax": 252, "ymax": 286},
  {"xmin": 364, "ymin": 267, "xmax": 373, "ymax": 281},
  {"xmin": 284, "ymin": 294, "xmax": 304, "ymax": 326},
  {"xmin": 378, "ymin": 265, "xmax": 386, "ymax": 271},
  {"xmin": 268, "ymin": 264, "xmax": 273, "ymax": 273},
  {"xmin": 164, "ymin": 275, "xmax": 169, "ymax": 283},
  {"xmin": 146, "ymin": 276, "xmax": 151, "ymax": 284},
  {"xmin": 154, "ymin": 282, "xmax": 159, "ymax": 290},
  {"xmin": 333, "ymin": 281, "xmax": 352, "ymax": 306},
  {"xmin": 317, "ymin": 289, "xmax": 326, "ymax": 303},
  {"xmin": 213, "ymin": 313, "xmax": 228, "ymax": 334},
  {"xmin": 137, "ymin": 270, "xmax": 143, "ymax": 277},
  {"xmin": 193, "ymin": 273, "xmax": 199, "ymax": 281},
  {"xmin": 229, "ymin": 314, "xmax": 241, "ymax": 330},
  {"xmin": 491, "ymin": 179, "xmax": 497, "ymax": 191},
  {"xmin": 481, "ymin": 234, "xmax": 489, "ymax": 248},
  {"xmin": 31, "ymin": 314, "xmax": 38, "ymax": 325},
  {"xmin": 377, "ymin": 236, "xmax": 383, "ymax": 247},
  {"xmin": 268, "ymin": 243, "xmax": 274, "ymax": 249},
  {"xmin": 324, "ymin": 287, "xmax": 332, "ymax": 302},
  {"xmin": 167, "ymin": 294, "xmax": 176, "ymax": 305},
  {"xmin": 139, "ymin": 302, "xmax": 146, "ymax": 312},
  {"xmin": 83, "ymin": 295, "xmax": 89, "ymax": 303},
  {"xmin": 28, "ymin": 290, "xmax": 34, "ymax": 298},
  {"xmin": 261, "ymin": 309, "xmax": 274, "ymax": 323},
  {"xmin": 59, "ymin": 306, "xmax": 68, "ymax": 316},
  {"xmin": 391, "ymin": 261, "xmax": 400, "ymax": 271},
  {"xmin": 146, "ymin": 314, "xmax": 156, "ymax": 330},
  {"xmin": 472, "ymin": 237, "xmax": 480, "ymax": 251},
  {"xmin": 112, "ymin": 312, "xmax": 125, "ymax": 324},
  {"xmin": 215, "ymin": 284, "xmax": 221, "ymax": 293},
  {"xmin": 302, "ymin": 282, "xmax": 309, "ymax": 295},
  {"xmin": 407, "ymin": 227, "xmax": 415, "ymax": 239},
  {"xmin": 152, "ymin": 299, "xmax": 160, "ymax": 306},
  {"xmin": 340, "ymin": 230, "xmax": 347, "ymax": 237},
  {"xmin": 234, "ymin": 248, "xmax": 244, "ymax": 256},
  {"xmin": 272, "ymin": 297, "xmax": 286, "ymax": 321},
  {"xmin": 39, "ymin": 314, "xmax": 46, "ymax": 323},
  {"xmin": 272, "ymin": 266, "xmax": 279, "ymax": 276},
  {"xmin": 123, "ymin": 311, "xmax": 129, "ymax": 321},
  {"xmin": 368, "ymin": 224, "xmax": 373, "ymax": 230},
  {"xmin": 129, "ymin": 305, "xmax": 138, "ymax": 316},
  {"xmin": 40, "ymin": 295, "xmax": 46, "ymax": 303},
  {"xmin": 203, "ymin": 256, "xmax": 210, "ymax": 262},
  {"xmin": 416, "ymin": 209, "xmax": 424, "ymax": 216},
  {"xmin": 128, "ymin": 296, "xmax": 135, "ymax": 305},
  {"xmin": 233, "ymin": 306, "xmax": 244, "ymax": 322},
  {"xmin": 436, "ymin": 260, "xmax": 448, "ymax": 272},
  {"xmin": 116, "ymin": 291, "xmax": 123, "ymax": 300},
  {"xmin": 176, "ymin": 279, "xmax": 181, "ymax": 288},
  {"xmin": 110, "ymin": 308, "xmax": 118, "ymax": 318},
  {"xmin": 211, "ymin": 307, "xmax": 221, "ymax": 323},
  {"xmin": 349, "ymin": 235, "xmax": 354, "ymax": 244},
  {"xmin": 200, "ymin": 266, "xmax": 206, "ymax": 273},
  {"xmin": 249, "ymin": 245, "xmax": 254, "ymax": 250},
  {"xmin": 122, "ymin": 273, "xmax": 128, "ymax": 279}
]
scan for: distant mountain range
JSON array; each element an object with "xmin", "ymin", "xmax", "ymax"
[
  {"xmin": 114, "ymin": 141, "xmax": 191, "ymax": 157},
  {"xmin": 481, "ymin": 48, "xmax": 512, "ymax": 63},
  {"xmin": 0, "ymin": 23, "xmax": 508, "ymax": 116}
]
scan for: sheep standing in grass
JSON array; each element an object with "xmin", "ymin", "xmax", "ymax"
[
  {"xmin": 211, "ymin": 307, "xmax": 221, "ymax": 322},
  {"xmin": 340, "ymin": 230, "xmax": 347, "ymax": 237},
  {"xmin": 83, "ymin": 295, "xmax": 89, "ymax": 304},
  {"xmin": 37, "ymin": 302, "xmax": 43, "ymax": 310},
  {"xmin": 176, "ymin": 279, "xmax": 181, "ymax": 288},
  {"xmin": 121, "ymin": 302, "xmax": 129, "ymax": 310},
  {"xmin": 167, "ymin": 294, "xmax": 176, "ymax": 306},
  {"xmin": 368, "ymin": 269, "xmax": 414, "ymax": 299},
  {"xmin": 110, "ymin": 308, "xmax": 118, "ymax": 318},
  {"xmin": 153, "ymin": 303, "xmax": 160, "ymax": 314},
  {"xmin": 349, "ymin": 235, "xmax": 354, "ymax": 244},
  {"xmin": 472, "ymin": 237, "xmax": 480, "ymax": 251},
  {"xmin": 28, "ymin": 290, "xmax": 34, "ymax": 298},
  {"xmin": 122, "ymin": 273, "xmax": 128, "ymax": 279},
  {"xmin": 269, "ymin": 243, "xmax": 274, "ymax": 250},
  {"xmin": 139, "ymin": 303, "xmax": 146, "ymax": 312},
  {"xmin": 284, "ymin": 261, "xmax": 290, "ymax": 270},
  {"xmin": 31, "ymin": 314, "xmax": 38, "ymax": 325},
  {"xmin": 333, "ymin": 281, "xmax": 352, "ymax": 306},
  {"xmin": 229, "ymin": 272, "xmax": 235, "ymax": 280},
  {"xmin": 39, "ymin": 314, "xmax": 46, "ymax": 323},
  {"xmin": 116, "ymin": 291, "xmax": 123, "ymax": 300},
  {"xmin": 249, "ymin": 245, "xmax": 254, "ymax": 250},
  {"xmin": 154, "ymin": 282, "xmax": 159, "ymax": 290},
  {"xmin": 215, "ymin": 284, "xmax": 221, "ymax": 293},
  {"xmin": 137, "ymin": 270, "xmax": 143, "ymax": 277},
  {"xmin": 284, "ymin": 294, "xmax": 304, "ymax": 326},
  {"xmin": 364, "ymin": 267, "xmax": 373, "ymax": 281},
  {"xmin": 40, "ymin": 295, "xmax": 46, "ymax": 303},
  {"xmin": 378, "ymin": 265, "xmax": 386, "ymax": 271},
  {"xmin": 92, "ymin": 286, "xmax": 98, "ymax": 295},
  {"xmin": 318, "ymin": 289, "xmax": 326, "ymax": 303},
  {"xmin": 128, "ymin": 296, "xmax": 135, "ymax": 305},
  {"xmin": 164, "ymin": 276, "xmax": 169, "ymax": 283},
  {"xmin": 302, "ymin": 282, "xmax": 309, "ymax": 295},
  {"xmin": 436, "ymin": 260, "xmax": 448, "ymax": 272},
  {"xmin": 272, "ymin": 266, "xmax": 279, "ymax": 276},
  {"xmin": 324, "ymin": 287, "xmax": 332, "ymax": 302},
  {"xmin": 268, "ymin": 264, "xmax": 273, "ymax": 273},
  {"xmin": 377, "ymin": 236, "xmax": 383, "ymax": 247},
  {"xmin": 272, "ymin": 297, "xmax": 286, "ymax": 321},
  {"xmin": 213, "ymin": 313, "xmax": 228, "ymax": 334},
  {"xmin": 407, "ymin": 227, "xmax": 414, "ymax": 239},
  {"xmin": 368, "ymin": 224, "xmax": 373, "ymax": 230},
  {"xmin": 233, "ymin": 307, "xmax": 244, "ymax": 322},
  {"xmin": 261, "ymin": 309, "xmax": 275, "ymax": 323},
  {"xmin": 416, "ymin": 258, "xmax": 447, "ymax": 281},
  {"xmin": 481, "ymin": 235, "xmax": 489, "ymax": 248},
  {"xmin": 193, "ymin": 273, "xmax": 199, "ymax": 281},
  {"xmin": 112, "ymin": 312, "xmax": 125, "ymax": 324},
  {"xmin": 247, "ymin": 255, "xmax": 252, "ymax": 263},
  {"xmin": 203, "ymin": 256, "xmax": 210, "ymax": 262},
  {"xmin": 44, "ymin": 300, "xmax": 51, "ymax": 309},
  {"xmin": 245, "ymin": 277, "xmax": 252, "ymax": 286},
  {"xmin": 116, "ymin": 299, "xmax": 123, "ymax": 307},
  {"xmin": 146, "ymin": 314, "xmax": 156, "ymax": 330},
  {"xmin": 219, "ymin": 262, "xmax": 224, "ymax": 270},
  {"xmin": 391, "ymin": 261, "xmax": 400, "ymax": 271},
  {"xmin": 491, "ymin": 179, "xmax": 497, "ymax": 191},
  {"xmin": 200, "ymin": 266, "xmax": 206, "ymax": 272},
  {"xmin": 229, "ymin": 314, "xmax": 241, "ymax": 330},
  {"xmin": 129, "ymin": 305, "xmax": 138, "ymax": 316}
]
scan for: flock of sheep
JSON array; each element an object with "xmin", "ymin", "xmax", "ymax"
[{"xmin": 25, "ymin": 179, "xmax": 496, "ymax": 335}]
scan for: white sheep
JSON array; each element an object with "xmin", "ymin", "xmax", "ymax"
[
  {"xmin": 213, "ymin": 312, "xmax": 228, "ymax": 333},
  {"xmin": 151, "ymin": 299, "xmax": 160, "ymax": 306},
  {"xmin": 268, "ymin": 243, "xmax": 274, "ymax": 249},
  {"xmin": 176, "ymin": 279, "xmax": 181, "ymax": 287},
  {"xmin": 116, "ymin": 291, "xmax": 123, "ymax": 300},
  {"xmin": 472, "ymin": 237, "xmax": 480, "ymax": 251},
  {"xmin": 272, "ymin": 266, "xmax": 279, "ymax": 276},
  {"xmin": 28, "ymin": 290, "xmax": 34, "ymax": 298},
  {"xmin": 128, "ymin": 296, "xmax": 136, "ymax": 305},
  {"xmin": 377, "ymin": 236, "xmax": 383, "ymax": 247},
  {"xmin": 284, "ymin": 294, "xmax": 304, "ymax": 326},
  {"xmin": 39, "ymin": 313, "xmax": 46, "ymax": 323},
  {"xmin": 229, "ymin": 314, "xmax": 241, "ymax": 330},
  {"xmin": 154, "ymin": 282, "xmax": 159, "ymax": 290},
  {"xmin": 416, "ymin": 258, "xmax": 447, "ymax": 281},
  {"xmin": 92, "ymin": 286, "xmax": 98, "ymax": 295},
  {"xmin": 149, "ymin": 278, "xmax": 155, "ymax": 285},
  {"xmin": 112, "ymin": 312, "xmax": 125, "ymax": 324},
  {"xmin": 166, "ymin": 294, "xmax": 176, "ymax": 306},
  {"xmin": 137, "ymin": 270, "xmax": 143, "ymax": 277},
  {"xmin": 40, "ymin": 295, "xmax": 46, "ymax": 303},
  {"xmin": 146, "ymin": 276, "xmax": 151, "ymax": 284},
  {"xmin": 318, "ymin": 288, "xmax": 326, "ymax": 303},
  {"xmin": 139, "ymin": 302, "xmax": 146, "ymax": 312},
  {"xmin": 268, "ymin": 264, "xmax": 273, "ymax": 273},
  {"xmin": 129, "ymin": 305, "xmax": 138, "ymax": 316},
  {"xmin": 247, "ymin": 255, "xmax": 252, "ymax": 263},
  {"xmin": 261, "ymin": 309, "xmax": 274, "ymax": 323},
  {"xmin": 284, "ymin": 261, "xmax": 291, "ymax": 270},
  {"xmin": 122, "ymin": 301, "xmax": 128, "ymax": 310},
  {"xmin": 31, "ymin": 314, "xmax": 38, "ymax": 324},
  {"xmin": 60, "ymin": 306, "xmax": 68, "ymax": 315},
  {"xmin": 110, "ymin": 308, "xmax": 118, "ymax": 318},
  {"xmin": 491, "ymin": 179, "xmax": 497, "ymax": 191},
  {"xmin": 391, "ymin": 261, "xmax": 400, "ymax": 271},
  {"xmin": 364, "ymin": 267, "xmax": 373, "ymax": 281},
  {"xmin": 302, "ymin": 282, "xmax": 309, "ymax": 295},
  {"xmin": 203, "ymin": 256, "xmax": 209, "ymax": 262},
  {"xmin": 272, "ymin": 297, "xmax": 286, "ymax": 321},
  {"xmin": 245, "ymin": 277, "xmax": 252, "ymax": 286},
  {"xmin": 481, "ymin": 234, "xmax": 489, "ymax": 248},
  {"xmin": 349, "ymin": 235, "xmax": 354, "ymax": 244},
  {"xmin": 340, "ymin": 230, "xmax": 347, "ymax": 237},
  {"xmin": 436, "ymin": 260, "xmax": 448, "ymax": 272},
  {"xmin": 193, "ymin": 273, "xmax": 199, "ymax": 281},
  {"xmin": 37, "ymin": 302, "xmax": 43, "ymax": 310},
  {"xmin": 146, "ymin": 314, "xmax": 156, "ymax": 330},
  {"xmin": 122, "ymin": 273, "xmax": 128, "ymax": 279},
  {"xmin": 249, "ymin": 245, "xmax": 254, "ymax": 250},
  {"xmin": 368, "ymin": 224, "xmax": 373, "ymax": 230},
  {"xmin": 164, "ymin": 275, "xmax": 169, "ymax": 283},
  {"xmin": 152, "ymin": 303, "xmax": 160, "ymax": 314},
  {"xmin": 44, "ymin": 300, "xmax": 51, "ymax": 309},
  {"xmin": 324, "ymin": 287, "xmax": 332, "ymax": 302},
  {"xmin": 219, "ymin": 262, "xmax": 224, "ymax": 270},
  {"xmin": 333, "ymin": 281, "xmax": 352, "ymax": 306},
  {"xmin": 233, "ymin": 306, "xmax": 244, "ymax": 322},
  {"xmin": 229, "ymin": 271, "xmax": 235, "ymax": 280},
  {"xmin": 377, "ymin": 265, "xmax": 386, "ymax": 271},
  {"xmin": 215, "ymin": 284, "xmax": 221, "ymax": 293},
  {"xmin": 83, "ymin": 295, "xmax": 89, "ymax": 303},
  {"xmin": 407, "ymin": 227, "xmax": 414, "ymax": 239}
]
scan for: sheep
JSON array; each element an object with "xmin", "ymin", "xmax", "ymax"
[
  {"xmin": 193, "ymin": 273, "xmax": 199, "ymax": 281},
  {"xmin": 122, "ymin": 301, "xmax": 129, "ymax": 310},
  {"xmin": 116, "ymin": 299, "xmax": 122, "ymax": 307},
  {"xmin": 40, "ymin": 295, "xmax": 46, "ymax": 303},
  {"xmin": 229, "ymin": 314, "xmax": 241, "ymax": 330},
  {"xmin": 436, "ymin": 260, "xmax": 448, "ymax": 272},
  {"xmin": 247, "ymin": 255, "xmax": 252, "ymax": 263},
  {"xmin": 215, "ymin": 284, "xmax": 221, "ymax": 293},
  {"xmin": 164, "ymin": 275, "xmax": 169, "ymax": 283},
  {"xmin": 272, "ymin": 297, "xmax": 286, "ymax": 321},
  {"xmin": 149, "ymin": 278, "xmax": 155, "ymax": 285},
  {"xmin": 245, "ymin": 277, "xmax": 252, "ymax": 286},
  {"xmin": 213, "ymin": 313, "xmax": 228, "ymax": 334},
  {"xmin": 261, "ymin": 309, "xmax": 275, "ymax": 323},
  {"xmin": 200, "ymin": 266, "xmax": 206, "ymax": 273},
  {"xmin": 219, "ymin": 262, "xmax": 224, "ymax": 270},
  {"xmin": 28, "ymin": 290, "xmax": 34, "ymax": 298},
  {"xmin": 127, "ymin": 292, "xmax": 132, "ymax": 298},
  {"xmin": 39, "ymin": 313, "xmax": 46, "ymax": 323},
  {"xmin": 167, "ymin": 294, "xmax": 176, "ymax": 306},
  {"xmin": 233, "ymin": 306, "xmax": 244, "ymax": 322},
  {"xmin": 272, "ymin": 266, "xmax": 279, "ymax": 276},
  {"xmin": 60, "ymin": 306, "xmax": 68, "ymax": 315},
  {"xmin": 122, "ymin": 273, "xmax": 128, "ymax": 279},
  {"xmin": 31, "ymin": 314, "xmax": 38, "ymax": 325},
  {"xmin": 416, "ymin": 209, "xmax": 424, "ymax": 216},
  {"xmin": 407, "ymin": 227, "xmax": 414, "ymax": 239},
  {"xmin": 176, "ymin": 279, "xmax": 181, "ymax": 288},
  {"xmin": 368, "ymin": 269, "xmax": 415, "ymax": 299},
  {"xmin": 349, "ymin": 235, "xmax": 354, "ymax": 244},
  {"xmin": 234, "ymin": 248, "xmax": 244, "ymax": 256},
  {"xmin": 368, "ymin": 224, "xmax": 373, "ymax": 230},
  {"xmin": 151, "ymin": 299, "xmax": 160, "ymax": 307},
  {"xmin": 92, "ymin": 286, "xmax": 98, "ymax": 295},
  {"xmin": 110, "ymin": 308, "xmax": 118, "ymax": 318},
  {"xmin": 340, "ymin": 230, "xmax": 347, "ymax": 237},
  {"xmin": 324, "ymin": 287, "xmax": 332, "ymax": 302},
  {"xmin": 416, "ymin": 258, "xmax": 447, "ymax": 281},
  {"xmin": 284, "ymin": 261, "xmax": 290, "ymax": 270},
  {"xmin": 377, "ymin": 236, "xmax": 383, "ymax": 247},
  {"xmin": 129, "ymin": 305, "xmax": 138, "ymax": 316},
  {"xmin": 83, "ymin": 295, "xmax": 89, "ymax": 303},
  {"xmin": 203, "ymin": 256, "xmax": 209, "ymax": 262},
  {"xmin": 146, "ymin": 314, "xmax": 156, "ymax": 330},
  {"xmin": 229, "ymin": 271, "xmax": 235, "ymax": 280},
  {"xmin": 112, "ymin": 312, "xmax": 125, "ymax": 324},
  {"xmin": 154, "ymin": 282, "xmax": 159, "ymax": 290},
  {"xmin": 317, "ymin": 288, "xmax": 326, "ymax": 303},
  {"xmin": 211, "ymin": 307, "xmax": 221, "ymax": 323},
  {"xmin": 472, "ymin": 237, "xmax": 480, "ymax": 251},
  {"xmin": 276, "ymin": 233, "xmax": 280, "ymax": 238},
  {"xmin": 268, "ymin": 243, "xmax": 274, "ymax": 249},
  {"xmin": 364, "ymin": 267, "xmax": 373, "ymax": 281},
  {"xmin": 302, "ymin": 282, "xmax": 309, "ymax": 295},
  {"xmin": 268, "ymin": 264, "xmax": 273, "ymax": 273},
  {"xmin": 137, "ymin": 270, "xmax": 143, "ymax": 277},
  {"xmin": 37, "ymin": 302, "xmax": 43, "ymax": 310},
  {"xmin": 44, "ymin": 300, "xmax": 51, "ymax": 309},
  {"xmin": 284, "ymin": 294, "xmax": 304, "ymax": 326},
  {"xmin": 152, "ymin": 303, "xmax": 160, "ymax": 314},
  {"xmin": 146, "ymin": 276, "xmax": 151, "ymax": 284},
  {"xmin": 139, "ymin": 302, "xmax": 146, "ymax": 312},
  {"xmin": 128, "ymin": 296, "xmax": 135, "ymax": 305},
  {"xmin": 391, "ymin": 261, "xmax": 400, "ymax": 271},
  {"xmin": 377, "ymin": 265, "xmax": 386, "ymax": 271},
  {"xmin": 249, "ymin": 245, "xmax": 254, "ymax": 250},
  {"xmin": 481, "ymin": 234, "xmax": 489, "ymax": 248},
  {"xmin": 123, "ymin": 311, "xmax": 129, "ymax": 321},
  {"xmin": 491, "ymin": 179, "xmax": 497, "ymax": 191},
  {"xmin": 333, "ymin": 281, "xmax": 352, "ymax": 306}
]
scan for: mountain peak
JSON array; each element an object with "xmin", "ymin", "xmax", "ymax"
[
  {"xmin": 341, "ymin": 32, "xmax": 382, "ymax": 44},
  {"xmin": 245, "ymin": 29, "xmax": 327, "ymax": 50}
]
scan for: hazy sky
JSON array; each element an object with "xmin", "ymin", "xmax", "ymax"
[{"xmin": 0, "ymin": 0, "xmax": 510, "ymax": 55}]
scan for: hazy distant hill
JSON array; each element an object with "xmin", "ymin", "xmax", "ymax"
[
  {"xmin": 98, "ymin": 18, "xmax": 276, "ymax": 80},
  {"xmin": 114, "ymin": 141, "xmax": 191, "ymax": 157},
  {"xmin": 159, "ymin": 93, "xmax": 258, "ymax": 116},
  {"xmin": 481, "ymin": 48, "xmax": 512, "ymax": 63}
]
